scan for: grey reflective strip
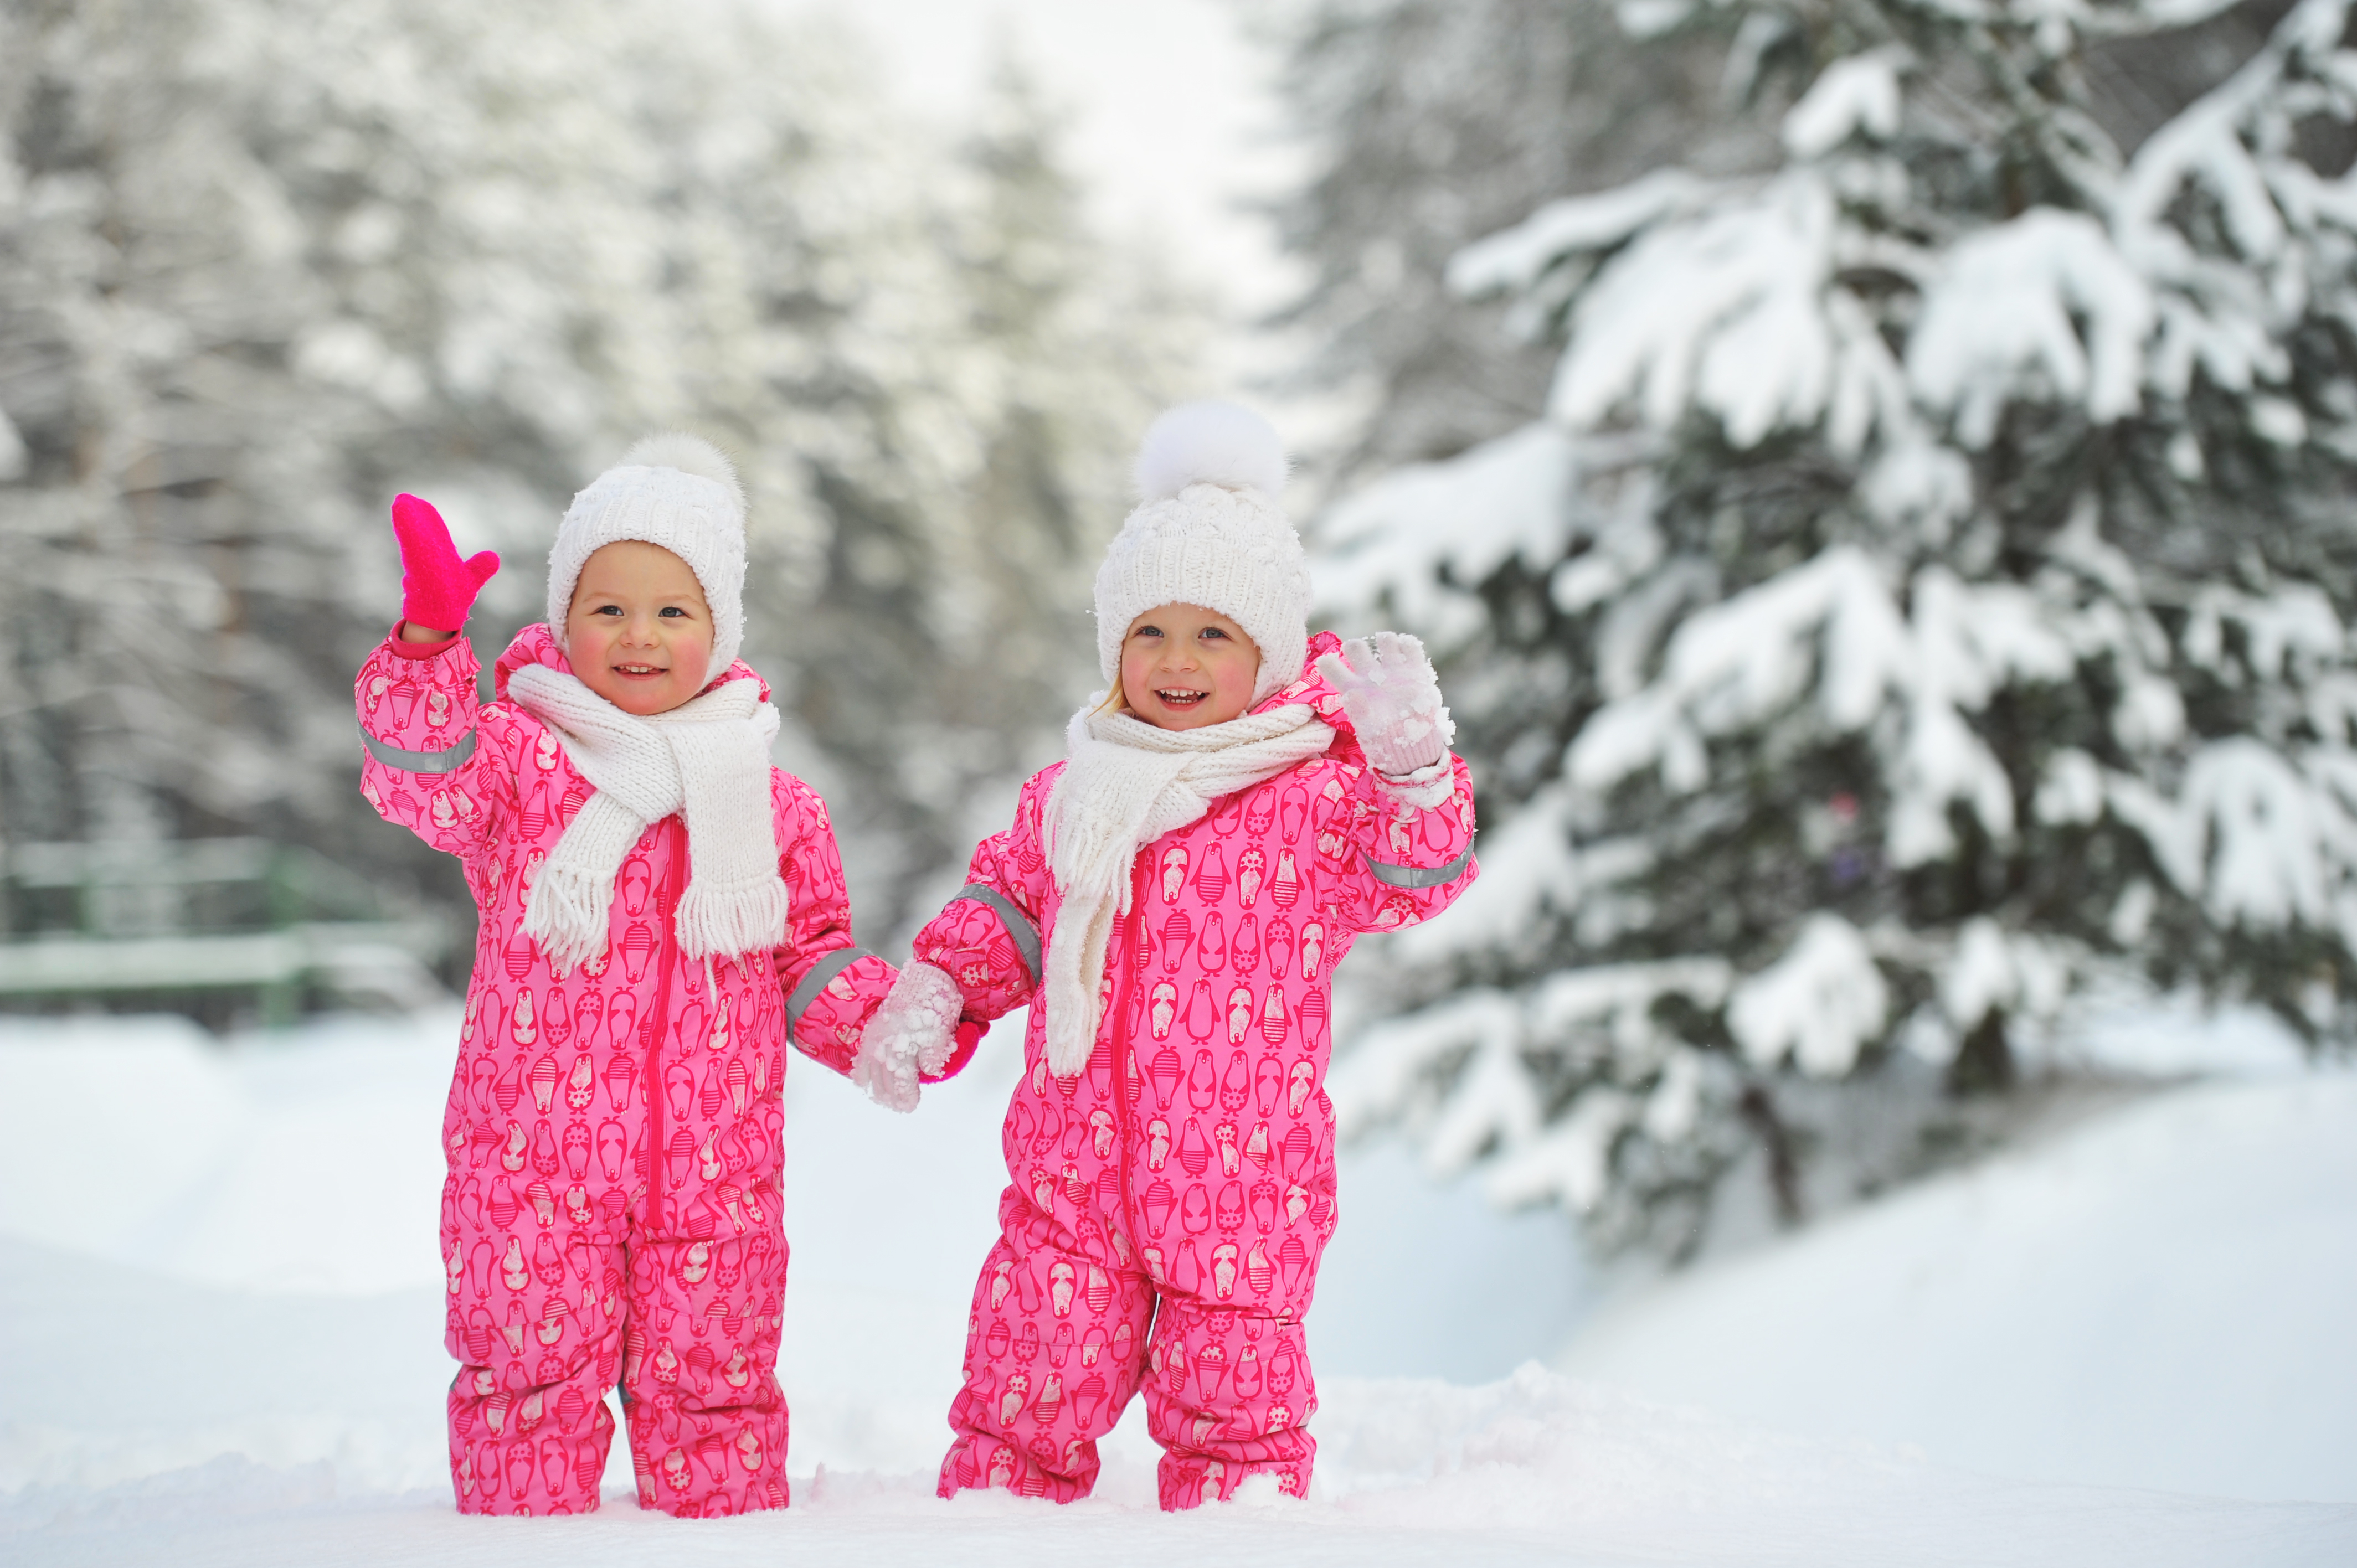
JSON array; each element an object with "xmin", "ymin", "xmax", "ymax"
[
  {"xmin": 1364, "ymin": 837, "xmax": 1477, "ymax": 890},
  {"xmin": 949, "ymin": 884, "xmax": 1042, "ymax": 983},
  {"xmin": 360, "ymin": 727, "xmax": 478, "ymax": 775},
  {"xmin": 786, "ymin": 946, "xmax": 873, "ymax": 1033}
]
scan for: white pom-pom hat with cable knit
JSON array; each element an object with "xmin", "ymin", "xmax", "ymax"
[
  {"xmin": 1094, "ymin": 401, "xmax": 1309, "ymax": 707},
  {"xmin": 545, "ymin": 433, "xmax": 749, "ymax": 683}
]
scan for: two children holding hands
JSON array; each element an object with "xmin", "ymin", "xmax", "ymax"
[{"xmin": 359, "ymin": 404, "xmax": 1475, "ymax": 1518}]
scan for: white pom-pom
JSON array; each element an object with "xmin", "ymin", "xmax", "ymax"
[
  {"xmin": 620, "ymin": 432, "xmax": 744, "ymax": 517},
  {"xmin": 1133, "ymin": 401, "xmax": 1287, "ymax": 503}
]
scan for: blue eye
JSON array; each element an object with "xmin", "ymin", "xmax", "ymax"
[
  {"xmin": 1201, "ymin": 627, "xmax": 1227, "ymax": 640},
  {"xmin": 660, "ymin": 606, "xmax": 686, "ymax": 618}
]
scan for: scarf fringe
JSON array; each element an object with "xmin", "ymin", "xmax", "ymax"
[
  {"xmin": 522, "ymin": 859, "xmax": 615, "ymax": 975},
  {"xmin": 676, "ymin": 875, "xmax": 791, "ymax": 962}
]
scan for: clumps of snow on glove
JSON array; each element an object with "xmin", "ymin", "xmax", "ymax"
[
  {"xmin": 1317, "ymin": 631, "xmax": 1455, "ymax": 797},
  {"xmin": 852, "ymin": 961, "xmax": 963, "ymax": 1113}
]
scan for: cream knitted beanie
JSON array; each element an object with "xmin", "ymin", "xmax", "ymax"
[
  {"xmin": 1095, "ymin": 402, "xmax": 1310, "ymax": 706},
  {"xmin": 546, "ymin": 434, "xmax": 749, "ymax": 683}
]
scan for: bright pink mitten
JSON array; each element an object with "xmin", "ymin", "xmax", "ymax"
[
  {"xmin": 1316, "ymin": 631, "xmax": 1454, "ymax": 776},
  {"xmin": 390, "ymin": 493, "xmax": 500, "ymax": 633}
]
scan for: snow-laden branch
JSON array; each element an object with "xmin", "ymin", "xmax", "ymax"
[
  {"xmin": 1447, "ymin": 171, "xmax": 1716, "ymax": 300},
  {"xmin": 1565, "ymin": 545, "xmax": 2082, "ymax": 865},
  {"xmin": 1317, "ymin": 426, "xmax": 1588, "ymax": 651},
  {"xmin": 1909, "ymin": 210, "xmax": 2153, "ymax": 445},
  {"xmin": 1330, "ymin": 957, "xmax": 1733, "ymax": 1212},
  {"xmin": 1447, "ymin": 0, "xmax": 2357, "ymax": 461},
  {"xmin": 2107, "ymin": 740, "xmax": 2357, "ymax": 940},
  {"xmin": 1727, "ymin": 912, "xmax": 1888, "ymax": 1076},
  {"xmin": 1557, "ymin": 174, "xmax": 1840, "ymax": 447}
]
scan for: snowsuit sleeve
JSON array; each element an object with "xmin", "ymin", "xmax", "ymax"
[
  {"xmin": 768, "ymin": 774, "xmax": 900, "ymax": 1076},
  {"xmin": 903, "ymin": 765, "xmax": 1059, "ymax": 1068},
  {"xmin": 1316, "ymin": 749, "xmax": 1479, "ymax": 936},
  {"xmin": 356, "ymin": 626, "xmax": 517, "ymax": 866}
]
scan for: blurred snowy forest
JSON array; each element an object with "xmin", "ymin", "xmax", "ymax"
[
  {"xmin": 4, "ymin": 6, "xmax": 2355, "ymax": 1554},
  {"xmin": 7, "ymin": 0, "xmax": 2357, "ymax": 1266},
  {"xmin": 0, "ymin": 0, "xmax": 1202, "ymax": 944},
  {"xmin": 1288, "ymin": 0, "xmax": 2357, "ymax": 1254}
]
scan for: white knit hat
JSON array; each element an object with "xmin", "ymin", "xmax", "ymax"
[
  {"xmin": 1095, "ymin": 401, "xmax": 1310, "ymax": 706},
  {"xmin": 546, "ymin": 434, "xmax": 749, "ymax": 683}
]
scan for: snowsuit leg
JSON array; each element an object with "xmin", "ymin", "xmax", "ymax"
[
  {"xmin": 617, "ymin": 1195, "xmax": 793, "ymax": 1517},
  {"xmin": 939, "ymin": 1184, "xmax": 1156, "ymax": 1502},
  {"xmin": 1144, "ymin": 1302, "xmax": 1316, "ymax": 1507},
  {"xmin": 441, "ymin": 1113, "xmax": 627, "ymax": 1516}
]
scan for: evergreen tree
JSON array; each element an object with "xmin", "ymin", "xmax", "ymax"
[
  {"xmin": 0, "ymin": 0, "xmax": 380, "ymax": 862},
  {"xmin": 1316, "ymin": 0, "xmax": 2357, "ymax": 1254},
  {"xmin": 1267, "ymin": 0, "xmax": 1779, "ymax": 485}
]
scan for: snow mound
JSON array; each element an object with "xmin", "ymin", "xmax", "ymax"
[{"xmin": 1560, "ymin": 1073, "xmax": 2357, "ymax": 1505}]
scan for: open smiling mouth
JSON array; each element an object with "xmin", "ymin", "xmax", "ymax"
[
  {"xmin": 614, "ymin": 663, "xmax": 669, "ymax": 678},
  {"xmin": 1154, "ymin": 688, "xmax": 1208, "ymax": 708}
]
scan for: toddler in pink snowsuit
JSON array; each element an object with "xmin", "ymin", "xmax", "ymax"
[
  {"xmin": 852, "ymin": 403, "xmax": 1479, "ymax": 1508},
  {"xmin": 357, "ymin": 437, "xmax": 932, "ymax": 1517}
]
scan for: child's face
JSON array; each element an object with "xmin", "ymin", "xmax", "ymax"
[
  {"xmin": 1119, "ymin": 603, "xmax": 1261, "ymax": 730},
  {"xmin": 563, "ymin": 541, "xmax": 714, "ymax": 715}
]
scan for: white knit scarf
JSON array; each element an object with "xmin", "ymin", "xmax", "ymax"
[
  {"xmin": 1042, "ymin": 703, "xmax": 1334, "ymax": 1074},
  {"xmin": 506, "ymin": 664, "xmax": 788, "ymax": 973}
]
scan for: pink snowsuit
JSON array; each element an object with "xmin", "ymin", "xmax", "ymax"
[
  {"xmin": 914, "ymin": 632, "xmax": 1478, "ymax": 1508},
  {"xmin": 357, "ymin": 622, "xmax": 917, "ymax": 1517}
]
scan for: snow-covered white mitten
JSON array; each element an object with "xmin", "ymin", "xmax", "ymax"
[
  {"xmin": 851, "ymin": 961, "xmax": 963, "ymax": 1113},
  {"xmin": 1316, "ymin": 631, "xmax": 1454, "ymax": 778}
]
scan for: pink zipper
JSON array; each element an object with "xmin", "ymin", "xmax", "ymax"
[
  {"xmin": 645, "ymin": 821, "xmax": 686, "ymax": 1231},
  {"xmin": 1112, "ymin": 851, "xmax": 1151, "ymax": 1259}
]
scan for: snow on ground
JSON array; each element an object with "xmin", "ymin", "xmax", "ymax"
[
  {"xmin": 7, "ymin": 1298, "xmax": 2352, "ymax": 1568},
  {"xmin": 1559, "ymin": 1069, "xmax": 2357, "ymax": 1507},
  {"xmin": 3, "ymin": 1008, "xmax": 2354, "ymax": 1564}
]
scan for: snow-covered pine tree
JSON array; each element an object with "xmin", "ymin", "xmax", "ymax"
[
  {"xmin": 1318, "ymin": 0, "xmax": 2357, "ymax": 1253},
  {"xmin": 1267, "ymin": 0, "xmax": 1780, "ymax": 486},
  {"xmin": 0, "ymin": 0, "xmax": 385, "ymax": 865}
]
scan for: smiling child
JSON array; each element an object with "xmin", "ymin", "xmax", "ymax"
[
  {"xmin": 357, "ymin": 437, "xmax": 917, "ymax": 1517},
  {"xmin": 851, "ymin": 401, "xmax": 1481, "ymax": 1509}
]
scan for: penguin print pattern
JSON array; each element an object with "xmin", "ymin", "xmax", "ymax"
[
  {"xmin": 359, "ymin": 622, "xmax": 899, "ymax": 1516},
  {"xmin": 918, "ymin": 633, "xmax": 1479, "ymax": 1509}
]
